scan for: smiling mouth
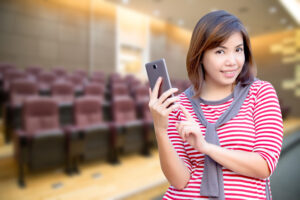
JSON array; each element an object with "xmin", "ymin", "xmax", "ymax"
[{"xmin": 221, "ymin": 70, "xmax": 236, "ymax": 74}]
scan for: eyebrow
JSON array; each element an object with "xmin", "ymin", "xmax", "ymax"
[{"xmin": 218, "ymin": 44, "xmax": 244, "ymax": 49}]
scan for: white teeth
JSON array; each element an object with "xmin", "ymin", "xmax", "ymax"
[{"xmin": 223, "ymin": 71, "xmax": 234, "ymax": 74}]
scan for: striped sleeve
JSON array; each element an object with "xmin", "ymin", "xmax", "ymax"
[
  {"xmin": 253, "ymin": 81, "xmax": 283, "ymax": 175},
  {"xmin": 167, "ymin": 108, "xmax": 193, "ymax": 172}
]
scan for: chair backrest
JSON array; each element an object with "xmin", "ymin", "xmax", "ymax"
[
  {"xmin": 109, "ymin": 73, "xmax": 124, "ymax": 87},
  {"xmin": 26, "ymin": 66, "xmax": 42, "ymax": 76},
  {"xmin": 84, "ymin": 83, "xmax": 104, "ymax": 98},
  {"xmin": 141, "ymin": 99, "xmax": 152, "ymax": 122},
  {"xmin": 38, "ymin": 71, "xmax": 56, "ymax": 85},
  {"xmin": 23, "ymin": 97, "xmax": 59, "ymax": 134},
  {"xmin": 10, "ymin": 79, "xmax": 38, "ymax": 106},
  {"xmin": 4, "ymin": 69, "xmax": 28, "ymax": 90},
  {"xmin": 134, "ymin": 84, "xmax": 149, "ymax": 102},
  {"xmin": 52, "ymin": 67, "xmax": 67, "ymax": 78},
  {"xmin": 111, "ymin": 83, "xmax": 129, "ymax": 98},
  {"xmin": 74, "ymin": 69, "xmax": 87, "ymax": 78},
  {"xmin": 112, "ymin": 96, "xmax": 136, "ymax": 124},
  {"xmin": 66, "ymin": 74, "xmax": 85, "ymax": 87},
  {"xmin": 51, "ymin": 80, "xmax": 74, "ymax": 103},
  {"xmin": 90, "ymin": 72, "xmax": 106, "ymax": 85},
  {"xmin": 74, "ymin": 96, "xmax": 103, "ymax": 128},
  {"xmin": 0, "ymin": 63, "xmax": 16, "ymax": 75}
]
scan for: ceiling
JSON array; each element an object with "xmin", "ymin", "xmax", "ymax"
[{"xmin": 105, "ymin": 0, "xmax": 299, "ymax": 37}]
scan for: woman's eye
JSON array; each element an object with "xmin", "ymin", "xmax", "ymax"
[
  {"xmin": 236, "ymin": 48, "xmax": 244, "ymax": 52},
  {"xmin": 216, "ymin": 50, "xmax": 224, "ymax": 54}
]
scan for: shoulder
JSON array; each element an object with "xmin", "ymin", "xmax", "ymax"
[{"xmin": 249, "ymin": 79, "xmax": 277, "ymax": 97}]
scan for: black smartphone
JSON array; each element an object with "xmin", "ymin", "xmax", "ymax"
[{"xmin": 145, "ymin": 58, "xmax": 173, "ymax": 98}]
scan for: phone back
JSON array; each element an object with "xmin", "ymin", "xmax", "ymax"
[{"xmin": 145, "ymin": 58, "xmax": 173, "ymax": 97}]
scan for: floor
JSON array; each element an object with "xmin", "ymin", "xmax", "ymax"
[
  {"xmin": 0, "ymin": 119, "xmax": 169, "ymax": 200},
  {"xmin": 0, "ymin": 117, "xmax": 299, "ymax": 200}
]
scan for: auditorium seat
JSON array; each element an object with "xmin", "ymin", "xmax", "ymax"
[
  {"xmin": 90, "ymin": 72, "xmax": 106, "ymax": 85},
  {"xmin": 26, "ymin": 66, "xmax": 42, "ymax": 79},
  {"xmin": 37, "ymin": 71, "xmax": 56, "ymax": 95},
  {"xmin": 51, "ymin": 80, "xmax": 75, "ymax": 126},
  {"xmin": 14, "ymin": 97, "xmax": 66, "ymax": 187},
  {"xmin": 52, "ymin": 67, "xmax": 67, "ymax": 79},
  {"xmin": 51, "ymin": 80, "xmax": 75, "ymax": 104},
  {"xmin": 64, "ymin": 96, "xmax": 111, "ymax": 173},
  {"xmin": 111, "ymin": 83, "xmax": 129, "ymax": 100},
  {"xmin": 66, "ymin": 74, "xmax": 86, "ymax": 96},
  {"xmin": 3, "ymin": 78, "xmax": 37, "ymax": 143},
  {"xmin": 110, "ymin": 96, "xmax": 148, "ymax": 160}
]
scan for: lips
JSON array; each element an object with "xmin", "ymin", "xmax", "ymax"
[{"xmin": 221, "ymin": 70, "xmax": 236, "ymax": 78}]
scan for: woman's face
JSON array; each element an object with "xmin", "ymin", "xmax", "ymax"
[{"xmin": 202, "ymin": 32, "xmax": 245, "ymax": 88}]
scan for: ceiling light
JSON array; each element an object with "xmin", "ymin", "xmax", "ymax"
[
  {"xmin": 287, "ymin": 25, "xmax": 294, "ymax": 30},
  {"xmin": 269, "ymin": 6, "xmax": 277, "ymax": 14},
  {"xmin": 280, "ymin": 18, "xmax": 287, "ymax": 24},
  {"xmin": 178, "ymin": 19, "xmax": 184, "ymax": 26},
  {"xmin": 153, "ymin": 9, "xmax": 160, "ymax": 16},
  {"xmin": 279, "ymin": 0, "xmax": 300, "ymax": 24},
  {"xmin": 122, "ymin": 0, "xmax": 129, "ymax": 4}
]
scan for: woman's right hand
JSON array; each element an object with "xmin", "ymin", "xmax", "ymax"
[{"xmin": 148, "ymin": 77, "xmax": 180, "ymax": 134}]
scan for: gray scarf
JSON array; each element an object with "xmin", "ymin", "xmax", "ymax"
[{"xmin": 184, "ymin": 80, "xmax": 270, "ymax": 200}]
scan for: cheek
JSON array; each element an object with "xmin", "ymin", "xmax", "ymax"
[{"xmin": 237, "ymin": 54, "xmax": 245, "ymax": 66}]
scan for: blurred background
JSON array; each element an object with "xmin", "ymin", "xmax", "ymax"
[{"xmin": 0, "ymin": 0, "xmax": 299, "ymax": 199}]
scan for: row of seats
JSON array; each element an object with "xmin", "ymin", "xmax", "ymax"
[
  {"xmin": 15, "ymin": 95, "xmax": 152, "ymax": 187},
  {"xmin": 0, "ymin": 63, "xmax": 191, "ymax": 188}
]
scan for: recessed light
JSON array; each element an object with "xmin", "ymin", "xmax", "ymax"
[
  {"xmin": 153, "ymin": 9, "xmax": 160, "ymax": 16},
  {"xmin": 287, "ymin": 25, "xmax": 294, "ymax": 30},
  {"xmin": 122, "ymin": 0, "xmax": 129, "ymax": 4},
  {"xmin": 178, "ymin": 19, "xmax": 184, "ymax": 26},
  {"xmin": 280, "ymin": 18, "xmax": 287, "ymax": 24},
  {"xmin": 269, "ymin": 6, "xmax": 277, "ymax": 14}
]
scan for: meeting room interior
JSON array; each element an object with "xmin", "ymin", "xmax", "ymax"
[{"xmin": 0, "ymin": 0, "xmax": 299, "ymax": 199}]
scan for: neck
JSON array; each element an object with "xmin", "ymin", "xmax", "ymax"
[{"xmin": 200, "ymin": 81, "xmax": 234, "ymax": 101}]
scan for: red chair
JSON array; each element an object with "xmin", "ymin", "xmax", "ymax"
[
  {"xmin": 37, "ymin": 71, "xmax": 56, "ymax": 94},
  {"xmin": 66, "ymin": 74, "xmax": 86, "ymax": 96},
  {"xmin": 110, "ymin": 95, "xmax": 148, "ymax": 161},
  {"xmin": 26, "ymin": 66, "xmax": 42, "ymax": 78},
  {"xmin": 64, "ymin": 96, "xmax": 111, "ymax": 173},
  {"xmin": 4, "ymin": 79, "xmax": 38, "ymax": 143},
  {"xmin": 51, "ymin": 80, "xmax": 75, "ymax": 104},
  {"xmin": 90, "ymin": 72, "xmax": 106, "ymax": 85},
  {"xmin": 10, "ymin": 79, "xmax": 38, "ymax": 106},
  {"xmin": 14, "ymin": 97, "xmax": 66, "ymax": 187},
  {"xmin": 52, "ymin": 67, "xmax": 67, "ymax": 79}
]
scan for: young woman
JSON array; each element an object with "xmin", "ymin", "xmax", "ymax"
[{"xmin": 148, "ymin": 10, "xmax": 283, "ymax": 199}]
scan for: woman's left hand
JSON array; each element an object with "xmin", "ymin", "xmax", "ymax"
[{"xmin": 176, "ymin": 105, "xmax": 209, "ymax": 154}]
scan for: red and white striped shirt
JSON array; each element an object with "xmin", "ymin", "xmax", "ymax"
[{"xmin": 163, "ymin": 80, "xmax": 283, "ymax": 200}]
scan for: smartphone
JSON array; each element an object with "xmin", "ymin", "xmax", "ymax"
[{"xmin": 145, "ymin": 58, "xmax": 173, "ymax": 98}]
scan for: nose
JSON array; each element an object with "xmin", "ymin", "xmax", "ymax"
[{"xmin": 225, "ymin": 53, "xmax": 237, "ymax": 66}]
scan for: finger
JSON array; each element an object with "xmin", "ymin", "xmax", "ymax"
[
  {"xmin": 179, "ymin": 104, "xmax": 195, "ymax": 122},
  {"xmin": 182, "ymin": 128, "xmax": 189, "ymax": 142},
  {"xmin": 177, "ymin": 121, "xmax": 193, "ymax": 126},
  {"xmin": 158, "ymin": 88, "xmax": 178, "ymax": 104},
  {"xmin": 161, "ymin": 96, "xmax": 180, "ymax": 109},
  {"xmin": 148, "ymin": 88, "xmax": 152, "ymax": 96},
  {"xmin": 165, "ymin": 103, "xmax": 180, "ymax": 115},
  {"xmin": 178, "ymin": 122, "xmax": 187, "ymax": 137},
  {"xmin": 151, "ymin": 77, "xmax": 162, "ymax": 99}
]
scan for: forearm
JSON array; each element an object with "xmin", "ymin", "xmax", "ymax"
[
  {"xmin": 204, "ymin": 143, "xmax": 270, "ymax": 179},
  {"xmin": 155, "ymin": 128, "xmax": 191, "ymax": 189}
]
